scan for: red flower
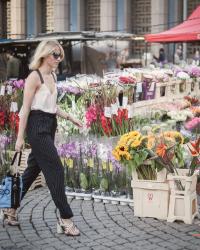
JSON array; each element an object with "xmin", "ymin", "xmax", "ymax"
[
  {"xmin": 0, "ymin": 111, "xmax": 5, "ymax": 127},
  {"xmin": 9, "ymin": 112, "xmax": 19, "ymax": 134},
  {"xmin": 119, "ymin": 76, "xmax": 136, "ymax": 84},
  {"xmin": 114, "ymin": 109, "xmax": 128, "ymax": 126},
  {"xmin": 101, "ymin": 114, "xmax": 112, "ymax": 135}
]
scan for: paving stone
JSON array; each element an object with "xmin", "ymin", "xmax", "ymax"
[{"xmin": 0, "ymin": 187, "xmax": 199, "ymax": 250}]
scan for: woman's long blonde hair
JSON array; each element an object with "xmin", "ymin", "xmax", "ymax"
[{"xmin": 29, "ymin": 40, "xmax": 64, "ymax": 70}]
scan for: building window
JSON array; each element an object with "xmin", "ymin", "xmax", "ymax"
[
  {"xmin": 41, "ymin": 0, "xmax": 47, "ymax": 33},
  {"xmin": 70, "ymin": 0, "xmax": 78, "ymax": 31},
  {"xmin": 116, "ymin": 0, "xmax": 125, "ymax": 32},
  {"xmin": 0, "ymin": 0, "xmax": 11, "ymax": 39},
  {"xmin": 26, "ymin": 0, "xmax": 36, "ymax": 37},
  {"xmin": 85, "ymin": 0, "xmax": 100, "ymax": 31},
  {"xmin": 46, "ymin": 0, "xmax": 54, "ymax": 33}
]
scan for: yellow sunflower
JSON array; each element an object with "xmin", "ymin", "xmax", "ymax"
[{"xmin": 131, "ymin": 139, "xmax": 141, "ymax": 148}]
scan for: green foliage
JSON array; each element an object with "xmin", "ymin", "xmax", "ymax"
[
  {"xmin": 100, "ymin": 178, "xmax": 109, "ymax": 192},
  {"xmin": 90, "ymin": 173, "xmax": 99, "ymax": 189},
  {"xmin": 80, "ymin": 172, "xmax": 88, "ymax": 190}
]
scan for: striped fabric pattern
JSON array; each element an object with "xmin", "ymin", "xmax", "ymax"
[{"xmin": 21, "ymin": 110, "xmax": 73, "ymax": 219}]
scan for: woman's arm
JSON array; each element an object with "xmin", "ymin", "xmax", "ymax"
[
  {"xmin": 15, "ymin": 72, "xmax": 39, "ymax": 151},
  {"xmin": 56, "ymin": 105, "xmax": 82, "ymax": 128}
]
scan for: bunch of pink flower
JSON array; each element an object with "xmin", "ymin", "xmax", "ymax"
[
  {"xmin": 85, "ymin": 104, "xmax": 98, "ymax": 127},
  {"xmin": 185, "ymin": 117, "xmax": 200, "ymax": 131},
  {"xmin": 10, "ymin": 79, "xmax": 25, "ymax": 90}
]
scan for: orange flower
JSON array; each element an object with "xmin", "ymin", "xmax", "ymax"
[{"xmin": 156, "ymin": 143, "xmax": 167, "ymax": 158}]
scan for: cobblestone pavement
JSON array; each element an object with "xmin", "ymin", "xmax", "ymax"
[{"xmin": 0, "ymin": 187, "xmax": 200, "ymax": 250}]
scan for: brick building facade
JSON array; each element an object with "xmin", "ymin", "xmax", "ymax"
[{"xmin": 0, "ymin": 0, "xmax": 200, "ymax": 60}]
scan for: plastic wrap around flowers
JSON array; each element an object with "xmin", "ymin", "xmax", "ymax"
[
  {"xmin": 98, "ymin": 143, "xmax": 122, "ymax": 173},
  {"xmin": 57, "ymin": 138, "xmax": 123, "ymax": 173},
  {"xmin": 176, "ymin": 71, "xmax": 190, "ymax": 80},
  {"xmin": 0, "ymin": 135, "xmax": 11, "ymax": 150},
  {"xmin": 57, "ymin": 85, "xmax": 84, "ymax": 95},
  {"xmin": 57, "ymin": 141, "xmax": 80, "ymax": 159},
  {"xmin": 185, "ymin": 117, "xmax": 200, "ymax": 132}
]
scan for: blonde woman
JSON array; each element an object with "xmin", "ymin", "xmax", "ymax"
[{"xmin": 3, "ymin": 40, "xmax": 82, "ymax": 236}]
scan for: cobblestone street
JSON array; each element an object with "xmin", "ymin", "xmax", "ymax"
[{"xmin": 0, "ymin": 187, "xmax": 200, "ymax": 250}]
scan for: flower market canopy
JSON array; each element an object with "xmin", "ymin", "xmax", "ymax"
[{"xmin": 145, "ymin": 5, "xmax": 200, "ymax": 42}]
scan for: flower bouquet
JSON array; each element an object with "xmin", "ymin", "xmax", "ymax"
[{"xmin": 112, "ymin": 130, "xmax": 185, "ymax": 182}]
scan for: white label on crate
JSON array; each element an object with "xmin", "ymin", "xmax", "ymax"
[
  {"xmin": 136, "ymin": 82, "xmax": 142, "ymax": 93},
  {"xmin": 127, "ymin": 105, "xmax": 133, "ymax": 118},
  {"xmin": 0, "ymin": 86, "xmax": 5, "ymax": 96},
  {"xmin": 122, "ymin": 96, "xmax": 128, "ymax": 108},
  {"xmin": 104, "ymin": 107, "xmax": 112, "ymax": 118},
  {"xmin": 7, "ymin": 85, "xmax": 13, "ymax": 95},
  {"xmin": 111, "ymin": 103, "xmax": 118, "ymax": 115},
  {"xmin": 116, "ymin": 97, "xmax": 120, "ymax": 107},
  {"xmin": 149, "ymin": 82, "xmax": 155, "ymax": 91},
  {"xmin": 10, "ymin": 102, "xmax": 18, "ymax": 112}
]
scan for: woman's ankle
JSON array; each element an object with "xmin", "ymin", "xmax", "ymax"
[{"xmin": 60, "ymin": 218, "xmax": 72, "ymax": 224}]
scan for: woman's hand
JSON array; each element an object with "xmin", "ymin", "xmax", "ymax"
[
  {"xmin": 15, "ymin": 136, "xmax": 25, "ymax": 152},
  {"xmin": 71, "ymin": 118, "xmax": 83, "ymax": 128}
]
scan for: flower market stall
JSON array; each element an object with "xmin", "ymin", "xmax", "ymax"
[{"xmin": 0, "ymin": 64, "xmax": 200, "ymax": 223}]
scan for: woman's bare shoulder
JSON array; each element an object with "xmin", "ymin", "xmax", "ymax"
[{"xmin": 25, "ymin": 70, "xmax": 40, "ymax": 88}]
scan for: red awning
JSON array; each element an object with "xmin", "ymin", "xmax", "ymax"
[{"xmin": 145, "ymin": 5, "xmax": 200, "ymax": 42}]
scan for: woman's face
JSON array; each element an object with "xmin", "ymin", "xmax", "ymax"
[{"xmin": 44, "ymin": 45, "xmax": 62, "ymax": 69}]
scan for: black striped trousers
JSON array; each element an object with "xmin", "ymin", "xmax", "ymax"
[{"xmin": 21, "ymin": 110, "xmax": 73, "ymax": 219}]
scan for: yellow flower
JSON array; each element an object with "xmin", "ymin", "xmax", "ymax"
[
  {"xmin": 131, "ymin": 139, "xmax": 141, "ymax": 148},
  {"xmin": 124, "ymin": 152, "xmax": 132, "ymax": 160},
  {"xmin": 112, "ymin": 149, "xmax": 121, "ymax": 161},
  {"xmin": 129, "ymin": 131, "xmax": 141, "ymax": 139},
  {"xmin": 116, "ymin": 144, "xmax": 128, "ymax": 153},
  {"xmin": 147, "ymin": 135, "xmax": 156, "ymax": 149},
  {"xmin": 163, "ymin": 131, "xmax": 184, "ymax": 144}
]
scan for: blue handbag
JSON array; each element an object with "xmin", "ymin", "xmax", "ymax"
[{"xmin": 0, "ymin": 151, "xmax": 23, "ymax": 208}]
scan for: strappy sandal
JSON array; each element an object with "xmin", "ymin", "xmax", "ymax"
[
  {"xmin": 57, "ymin": 218, "xmax": 80, "ymax": 236},
  {"xmin": 2, "ymin": 208, "xmax": 20, "ymax": 226}
]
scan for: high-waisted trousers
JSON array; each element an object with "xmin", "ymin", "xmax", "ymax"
[{"xmin": 21, "ymin": 110, "xmax": 73, "ymax": 219}]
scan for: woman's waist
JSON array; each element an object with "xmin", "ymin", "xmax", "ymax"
[{"xmin": 29, "ymin": 110, "xmax": 57, "ymax": 118}]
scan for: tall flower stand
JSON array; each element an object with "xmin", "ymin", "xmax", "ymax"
[
  {"xmin": 131, "ymin": 168, "xmax": 169, "ymax": 220},
  {"xmin": 167, "ymin": 169, "xmax": 199, "ymax": 224}
]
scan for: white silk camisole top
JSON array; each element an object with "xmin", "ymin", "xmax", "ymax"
[
  {"xmin": 30, "ymin": 69, "xmax": 57, "ymax": 114},
  {"xmin": 19, "ymin": 70, "xmax": 57, "ymax": 117}
]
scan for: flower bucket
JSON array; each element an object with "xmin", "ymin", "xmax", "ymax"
[
  {"xmin": 131, "ymin": 180, "xmax": 169, "ymax": 220},
  {"xmin": 167, "ymin": 169, "xmax": 198, "ymax": 194},
  {"xmin": 167, "ymin": 169, "xmax": 199, "ymax": 224},
  {"xmin": 132, "ymin": 168, "xmax": 167, "ymax": 183}
]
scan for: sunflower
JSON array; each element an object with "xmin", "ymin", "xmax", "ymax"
[
  {"xmin": 129, "ymin": 131, "xmax": 141, "ymax": 138},
  {"xmin": 112, "ymin": 150, "xmax": 121, "ymax": 161},
  {"xmin": 131, "ymin": 139, "xmax": 141, "ymax": 148},
  {"xmin": 124, "ymin": 152, "xmax": 132, "ymax": 160}
]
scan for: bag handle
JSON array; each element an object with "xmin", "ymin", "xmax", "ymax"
[{"xmin": 11, "ymin": 151, "xmax": 22, "ymax": 167}]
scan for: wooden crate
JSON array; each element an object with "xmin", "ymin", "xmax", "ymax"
[
  {"xmin": 167, "ymin": 169, "xmax": 199, "ymax": 224},
  {"xmin": 131, "ymin": 180, "xmax": 169, "ymax": 220}
]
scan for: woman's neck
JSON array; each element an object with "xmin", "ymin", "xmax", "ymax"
[{"xmin": 39, "ymin": 65, "xmax": 53, "ymax": 75}]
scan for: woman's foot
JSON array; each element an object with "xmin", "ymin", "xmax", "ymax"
[
  {"xmin": 2, "ymin": 208, "xmax": 20, "ymax": 226},
  {"xmin": 57, "ymin": 218, "xmax": 80, "ymax": 236}
]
